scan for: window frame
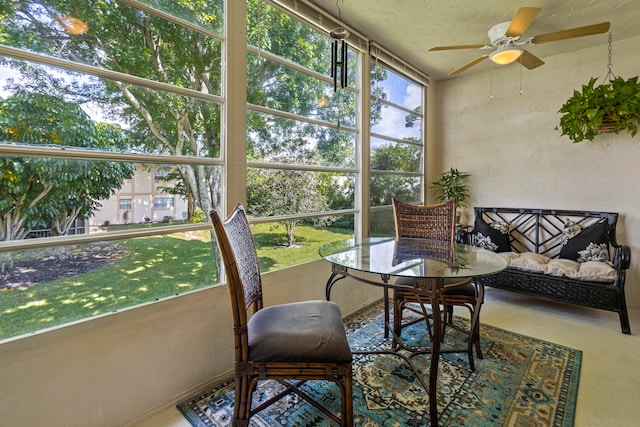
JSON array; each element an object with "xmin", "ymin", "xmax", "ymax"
[
  {"xmin": 0, "ymin": 0, "xmax": 225, "ymax": 254},
  {"xmin": 368, "ymin": 43, "xmax": 428, "ymax": 234},
  {"xmin": 0, "ymin": 0, "xmax": 430, "ymax": 340}
]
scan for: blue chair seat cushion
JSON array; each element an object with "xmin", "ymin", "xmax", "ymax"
[{"xmin": 248, "ymin": 300, "xmax": 352, "ymax": 363}]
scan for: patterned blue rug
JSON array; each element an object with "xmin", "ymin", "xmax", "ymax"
[{"xmin": 178, "ymin": 301, "xmax": 581, "ymax": 426}]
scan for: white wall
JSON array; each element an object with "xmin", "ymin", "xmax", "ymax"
[
  {"xmin": 0, "ymin": 260, "xmax": 380, "ymax": 426},
  {"xmin": 431, "ymin": 35, "xmax": 640, "ymax": 309}
]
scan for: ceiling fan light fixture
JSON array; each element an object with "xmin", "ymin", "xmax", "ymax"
[{"xmin": 489, "ymin": 45, "xmax": 524, "ymax": 65}]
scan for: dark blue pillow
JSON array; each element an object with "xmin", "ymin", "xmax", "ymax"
[{"xmin": 472, "ymin": 216, "xmax": 511, "ymax": 252}]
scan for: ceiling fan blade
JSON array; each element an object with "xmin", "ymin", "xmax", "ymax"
[
  {"xmin": 449, "ymin": 54, "xmax": 489, "ymax": 76},
  {"xmin": 532, "ymin": 22, "xmax": 610, "ymax": 44},
  {"xmin": 517, "ymin": 50, "xmax": 545, "ymax": 69},
  {"xmin": 506, "ymin": 7, "xmax": 542, "ymax": 37},
  {"xmin": 429, "ymin": 44, "xmax": 489, "ymax": 51}
]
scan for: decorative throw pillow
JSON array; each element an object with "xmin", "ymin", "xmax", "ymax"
[
  {"xmin": 561, "ymin": 220, "xmax": 582, "ymax": 244},
  {"xmin": 559, "ymin": 219, "xmax": 610, "ymax": 262},
  {"xmin": 472, "ymin": 216, "xmax": 511, "ymax": 252}
]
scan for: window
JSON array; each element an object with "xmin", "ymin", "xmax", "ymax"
[
  {"xmin": 0, "ymin": 0, "xmax": 225, "ymax": 341},
  {"xmin": 119, "ymin": 199, "xmax": 132, "ymax": 210},
  {"xmin": 154, "ymin": 197, "xmax": 175, "ymax": 208},
  {"xmin": 368, "ymin": 46, "xmax": 427, "ymax": 235},
  {"xmin": 245, "ymin": 1, "xmax": 359, "ymax": 266},
  {"xmin": 0, "ymin": 0, "xmax": 428, "ymax": 341},
  {"xmin": 154, "ymin": 170, "xmax": 170, "ymax": 180}
]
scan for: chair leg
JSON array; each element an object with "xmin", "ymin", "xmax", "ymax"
[
  {"xmin": 443, "ymin": 302, "xmax": 484, "ymax": 370},
  {"xmin": 233, "ymin": 376, "xmax": 251, "ymax": 427},
  {"xmin": 343, "ymin": 372, "xmax": 354, "ymax": 427},
  {"xmin": 392, "ymin": 296, "xmax": 402, "ymax": 348},
  {"xmin": 473, "ymin": 320, "xmax": 483, "ymax": 359}
]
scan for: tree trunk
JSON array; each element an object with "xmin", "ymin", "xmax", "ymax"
[{"xmin": 286, "ymin": 220, "xmax": 297, "ymax": 247}]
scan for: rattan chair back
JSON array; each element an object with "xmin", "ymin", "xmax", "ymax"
[{"xmin": 392, "ymin": 197, "xmax": 457, "ymax": 242}]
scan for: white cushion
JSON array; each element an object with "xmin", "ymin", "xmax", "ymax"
[
  {"xmin": 504, "ymin": 252, "xmax": 550, "ymax": 273},
  {"xmin": 499, "ymin": 252, "xmax": 615, "ymax": 282},
  {"xmin": 545, "ymin": 259, "xmax": 580, "ymax": 277},
  {"xmin": 575, "ymin": 261, "xmax": 617, "ymax": 282}
]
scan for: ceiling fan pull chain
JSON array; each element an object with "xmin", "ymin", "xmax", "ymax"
[
  {"xmin": 489, "ymin": 62, "xmax": 494, "ymax": 100},
  {"xmin": 606, "ymin": 32, "xmax": 616, "ymax": 83},
  {"xmin": 519, "ymin": 64, "xmax": 524, "ymax": 95}
]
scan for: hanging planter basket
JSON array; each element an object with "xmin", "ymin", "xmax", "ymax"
[
  {"xmin": 597, "ymin": 117, "xmax": 618, "ymax": 134},
  {"xmin": 557, "ymin": 32, "xmax": 640, "ymax": 143},
  {"xmin": 558, "ymin": 75, "xmax": 640, "ymax": 143},
  {"xmin": 598, "ymin": 113, "xmax": 636, "ymax": 134}
]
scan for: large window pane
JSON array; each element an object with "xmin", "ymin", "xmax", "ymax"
[
  {"xmin": 0, "ymin": 77, "xmax": 221, "ymax": 160},
  {"xmin": 2, "ymin": 0, "xmax": 223, "ymax": 95},
  {"xmin": 247, "ymin": 0, "xmax": 356, "ymax": 86},
  {"xmin": 371, "ymin": 139, "xmax": 421, "ymax": 172},
  {"xmin": 245, "ymin": 0, "xmax": 359, "ymax": 238},
  {"xmin": 369, "ymin": 59, "xmax": 424, "ymax": 233},
  {"xmin": 247, "ymin": 52, "xmax": 356, "ymax": 127},
  {"xmin": 137, "ymin": 0, "xmax": 225, "ymax": 35},
  {"xmin": 247, "ymin": 168, "xmax": 354, "ymax": 216},
  {"xmin": 369, "ymin": 172, "xmax": 421, "ymax": 207},
  {"xmin": 370, "ymin": 104, "xmax": 422, "ymax": 141},
  {"xmin": 249, "ymin": 216, "xmax": 355, "ymax": 273},
  {"xmin": 0, "ymin": 235, "xmax": 218, "ymax": 341},
  {"xmin": 247, "ymin": 111, "xmax": 355, "ymax": 167},
  {"xmin": 369, "ymin": 208, "xmax": 395, "ymax": 237},
  {"xmin": 0, "ymin": 0, "xmax": 225, "ymax": 339},
  {"xmin": 371, "ymin": 65, "xmax": 422, "ymax": 111}
]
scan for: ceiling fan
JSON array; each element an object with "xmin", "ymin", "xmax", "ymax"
[{"xmin": 429, "ymin": 7, "xmax": 610, "ymax": 76}]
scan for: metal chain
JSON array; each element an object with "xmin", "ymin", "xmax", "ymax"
[{"xmin": 606, "ymin": 32, "xmax": 616, "ymax": 82}]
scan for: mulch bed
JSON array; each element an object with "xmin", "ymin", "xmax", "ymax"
[{"xmin": 0, "ymin": 242, "xmax": 127, "ymax": 290}]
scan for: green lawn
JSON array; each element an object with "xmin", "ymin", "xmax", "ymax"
[{"xmin": 0, "ymin": 223, "xmax": 353, "ymax": 341}]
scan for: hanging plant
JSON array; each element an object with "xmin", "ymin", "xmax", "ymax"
[
  {"xmin": 557, "ymin": 31, "xmax": 640, "ymax": 143},
  {"xmin": 558, "ymin": 75, "xmax": 640, "ymax": 143}
]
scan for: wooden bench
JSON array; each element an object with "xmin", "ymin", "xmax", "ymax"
[{"xmin": 461, "ymin": 207, "xmax": 632, "ymax": 334}]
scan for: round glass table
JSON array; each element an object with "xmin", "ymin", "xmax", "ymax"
[{"xmin": 319, "ymin": 237, "xmax": 508, "ymax": 427}]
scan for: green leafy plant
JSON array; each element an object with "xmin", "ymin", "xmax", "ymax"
[
  {"xmin": 431, "ymin": 167, "xmax": 470, "ymax": 208},
  {"xmin": 558, "ymin": 76, "xmax": 640, "ymax": 143}
]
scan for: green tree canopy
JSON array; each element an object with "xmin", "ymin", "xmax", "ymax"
[
  {"xmin": 0, "ymin": 92, "xmax": 133, "ymax": 271},
  {"xmin": 247, "ymin": 164, "xmax": 330, "ymax": 246},
  {"xmin": 370, "ymin": 142, "xmax": 421, "ymax": 206},
  {"xmin": 1, "ymin": 0, "xmax": 224, "ymax": 219}
]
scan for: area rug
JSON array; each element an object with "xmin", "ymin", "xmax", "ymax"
[{"xmin": 178, "ymin": 301, "xmax": 581, "ymax": 426}]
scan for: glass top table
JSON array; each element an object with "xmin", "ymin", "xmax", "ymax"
[
  {"xmin": 319, "ymin": 237, "xmax": 507, "ymax": 283},
  {"xmin": 319, "ymin": 237, "xmax": 507, "ymax": 427}
]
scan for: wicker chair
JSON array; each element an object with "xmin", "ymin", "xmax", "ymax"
[
  {"xmin": 391, "ymin": 198, "xmax": 483, "ymax": 370},
  {"xmin": 210, "ymin": 205, "xmax": 353, "ymax": 427}
]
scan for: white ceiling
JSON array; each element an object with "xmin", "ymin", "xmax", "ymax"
[{"xmin": 309, "ymin": 0, "xmax": 640, "ymax": 81}]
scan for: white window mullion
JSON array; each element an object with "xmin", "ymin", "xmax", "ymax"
[{"xmin": 224, "ymin": 0, "xmax": 248, "ymax": 216}]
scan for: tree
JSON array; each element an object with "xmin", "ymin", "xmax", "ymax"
[
  {"xmin": 0, "ymin": 92, "xmax": 133, "ymax": 272},
  {"xmin": 370, "ymin": 142, "xmax": 421, "ymax": 206},
  {"xmin": 1, "ymin": 0, "xmax": 224, "ymax": 219},
  {"xmin": 246, "ymin": 0, "xmax": 357, "ymax": 167},
  {"xmin": 247, "ymin": 165, "xmax": 330, "ymax": 246},
  {"xmin": 1, "ymin": 0, "xmax": 394, "ymax": 249}
]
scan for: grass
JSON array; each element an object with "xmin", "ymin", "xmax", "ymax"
[{"xmin": 0, "ymin": 223, "xmax": 353, "ymax": 341}]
